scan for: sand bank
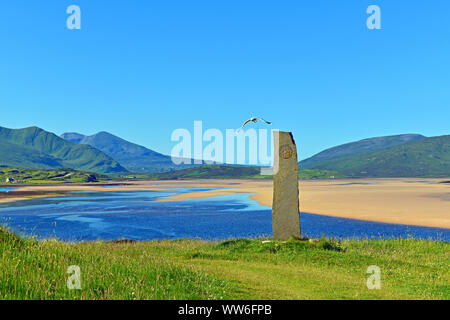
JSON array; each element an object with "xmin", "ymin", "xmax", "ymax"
[{"xmin": 157, "ymin": 179, "xmax": 450, "ymax": 229}]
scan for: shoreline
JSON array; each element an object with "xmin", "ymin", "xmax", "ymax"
[{"xmin": 0, "ymin": 178, "xmax": 449, "ymax": 229}]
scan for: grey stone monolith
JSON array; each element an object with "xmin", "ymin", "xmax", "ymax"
[{"xmin": 272, "ymin": 131, "xmax": 300, "ymax": 240}]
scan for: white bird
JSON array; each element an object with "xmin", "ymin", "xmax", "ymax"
[{"xmin": 237, "ymin": 117, "xmax": 272, "ymax": 132}]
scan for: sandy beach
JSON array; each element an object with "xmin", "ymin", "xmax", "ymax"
[{"xmin": 1, "ymin": 178, "xmax": 449, "ymax": 229}]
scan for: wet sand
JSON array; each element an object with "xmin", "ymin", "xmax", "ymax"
[{"xmin": 1, "ymin": 178, "xmax": 449, "ymax": 229}]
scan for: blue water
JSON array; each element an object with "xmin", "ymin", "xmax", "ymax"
[
  {"xmin": 0, "ymin": 189, "xmax": 448, "ymax": 242},
  {"xmin": 0, "ymin": 187, "xmax": 17, "ymax": 192}
]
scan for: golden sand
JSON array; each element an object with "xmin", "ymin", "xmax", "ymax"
[{"xmin": 1, "ymin": 178, "xmax": 449, "ymax": 229}]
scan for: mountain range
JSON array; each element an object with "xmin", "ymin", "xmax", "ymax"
[
  {"xmin": 300, "ymin": 134, "xmax": 450, "ymax": 177},
  {"xmin": 60, "ymin": 131, "xmax": 197, "ymax": 173},
  {"xmin": 300, "ymin": 134, "xmax": 426, "ymax": 167},
  {"xmin": 0, "ymin": 126, "xmax": 126, "ymax": 174},
  {"xmin": 1, "ymin": 125, "xmax": 449, "ymax": 178}
]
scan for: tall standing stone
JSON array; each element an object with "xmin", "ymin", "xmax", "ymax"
[{"xmin": 272, "ymin": 131, "xmax": 300, "ymax": 240}]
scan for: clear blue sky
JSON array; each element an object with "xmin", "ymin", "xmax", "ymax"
[{"xmin": 1, "ymin": 1, "xmax": 449, "ymax": 160}]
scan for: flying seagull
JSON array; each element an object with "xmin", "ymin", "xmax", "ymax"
[{"xmin": 237, "ymin": 117, "xmax": 272, "ymax": 132}]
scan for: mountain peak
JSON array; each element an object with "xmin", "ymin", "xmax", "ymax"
[
  {"xmin": 94, "ymin": 131, "xmax": 114, "ymax": 137},
  {"xmin": 24, "ymin": 126, "xmax": 43, "ymax": 130},
  {"xmin": 1, "ymin": 125, "xmax": 44, "ymax": 132},
  {"xmin": 60, "ymin": 130, "xmax": 196, "ymax": 173},
  {"xmin": 60, "ymin": 132, "xmax": 86, "ymax": 142}
]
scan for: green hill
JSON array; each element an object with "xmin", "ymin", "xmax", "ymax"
[
  {"xmin": 0, "ymin": 126, "xmax": 127, "ymax": 174},
  {"xmin": 303, "ymin": 135, "xmax": 450, "ymax": 177},
  {"xmin": 0, "ymin": 139, "xmax": 63, "ymax": 169},
  {"xmin": 300, "ymin": 134, "xmax": 425, "ymax": 168},
  {"xmin": 61, "ymin": 131, "xmax": 198, "ymax": 173}
]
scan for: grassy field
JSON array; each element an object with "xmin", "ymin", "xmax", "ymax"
[
  {"xmin": 0, "ymin": 226, "xmax": 448, "ymax": 300},
  {"xmin": 0, "ymin": 167, "xmax": 108, "ymax": 184}
]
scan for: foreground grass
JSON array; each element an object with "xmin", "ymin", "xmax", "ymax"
[{"xmin": 0, "ymin": 227, "xmax": 448, "ymax": 300}]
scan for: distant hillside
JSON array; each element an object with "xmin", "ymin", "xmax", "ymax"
[
  {"xmin": 303, "ymin": 135, "xmax": 450, "ymax": 177},
  {"xmin": 300, "ymin": 134, "xmax": 425, "ymax": 168},
  {"xmin": 0, "ymin": 126, "xmax": 127, "ymax": 174},
  {"xmin": 143, "ymin": 165, "xmax": 264, "ymax": 180},
  {"xmin": 134, "ymin": 165, "xmax": 345, "ymax": 180},
  {"xmin": 61, "ymin": 131, "xmax": 198, "ymax": 173}
]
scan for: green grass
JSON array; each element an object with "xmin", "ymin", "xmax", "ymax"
[
  {"xmin": 0, "ymin": 167, "xmax": 108, "ymax": 184},
  {"xmin": 298, "ymin": 169, "xmax": 347, "ymax": 179},
  {"xmin": 0, "ymin": 226, "xmax": 448, "ymax": 300}
]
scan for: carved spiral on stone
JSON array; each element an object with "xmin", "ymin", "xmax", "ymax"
[{"xmin": 279, "ymin": 144, "xmax": 293, "ymax": 160}]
